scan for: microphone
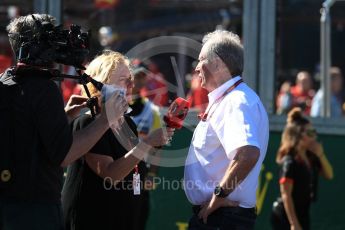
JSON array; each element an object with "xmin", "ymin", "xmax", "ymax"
[
  {"xmin": 147, "ymin": 97, "xmax": 190, "ymax": 149},
  {"xmin": 163, "ymin": 97, "xmax": 190, "ymax": 129}
]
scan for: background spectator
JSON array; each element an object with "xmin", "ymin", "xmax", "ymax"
[
  {"xmin": 276, "ymin": 71, "xmax": 315, "ymax": 115},
  {"xmin": 290, "ymin": 71, "xmax": 315, "ymax": 115},
  {"xmin": 186, "ymin": 70, "xmax": 209, "ymax": 113},
  {"xmin": 276, "ymin": 81, "xmax": 293, "ymax": 115},
  {"xmin": 311, "ymin": 67, "xmax": 344, "ymax": 117},
  {"xmin": 128, "ymin": 59, "xmax": 164, "ymax": 228},
  {"xmin": 271, "ymin": 108, "xmax": 333, "ymax": 230},
  {"xmin": 141, "ymin": 61, "xmax": 169, "ymax": 107}
]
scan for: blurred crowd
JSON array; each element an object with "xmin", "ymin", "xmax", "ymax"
[
  {"xmin": 3, "ymin": 51, "xmax": 345, "ymax": 121},
  {"xmin": 2, "ymin": 46, "xmax": 344, "ymax": 120},
  {"xmin": 276, "ymin": 67, "xmax": 345, "ymax": 117},
  {"xmin": 60, "ymin": 63, "xmax": 345, "ymax": 120},
  {"xmin": 59, "ymin": 57, "xmax": 209, "ymax": 114},
  {"xmin": 0, "ymin": 50, "xmax": 210, "ymax": 120}
]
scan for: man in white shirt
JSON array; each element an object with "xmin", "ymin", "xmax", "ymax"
[{"xmin": 184, "ymin": 30, "xmax": 269, "ymax": 229}]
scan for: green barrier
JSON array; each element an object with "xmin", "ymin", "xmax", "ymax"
[{"xmin": 146, "ymin": 129, "xmax": 345, "ymax": 230}]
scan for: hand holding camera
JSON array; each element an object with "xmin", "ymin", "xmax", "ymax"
[{"xmin": 64, "ymin": 95, "xmax": 88, "ymax": 122}]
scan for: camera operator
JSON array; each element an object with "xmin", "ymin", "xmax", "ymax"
[{"xmin": 0, "ymin": 14, "xmax": 127, "ymax": 230}]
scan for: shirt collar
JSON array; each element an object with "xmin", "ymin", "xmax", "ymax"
[{"xmin": 207, "ymin": 75, "xmax": 242, "ymax": 104}]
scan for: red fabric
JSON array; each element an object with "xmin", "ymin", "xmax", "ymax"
[
  {"xmin": 279, "ymin": 177, "xmax": 294, "ymax": 185},
  {"xmin": 95, "ymin": 0, "xmax": 119, "ymax": 9},
  {"xmin": 0, "ymin": 55, "xmax": 12, "ymax": 73},
  {"xmin": 61, "ymin": 80, "xmax": 82, "ymax": 104},
  {"xmin": 142, "ymin": 73, "xmax": 168, "ymax": 106},
  {"xmin": 187, "ymin": 77, "xmax": 208, "ymax": 113},
  {"xmin": 60, "ymin": 66, "xmax": 82, "ymax": 104},
  {"xmin": 290, "ymin": 86, "xmax": 315, "ymax": 115}
]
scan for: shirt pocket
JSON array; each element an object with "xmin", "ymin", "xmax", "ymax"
[{"xmin": 192, "ymin": 121, "xmax": 209, "ymax": 149}]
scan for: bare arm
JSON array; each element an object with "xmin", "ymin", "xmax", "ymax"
[
  {"xmin": 198, "ymin": 145, "xmax": 259, "ymax": 223},
  {"xmin": 61, "ymin": 92, "xmax": 128, "ymax": 167},
  {"xmin": 219, "ymin": 145, "xmax": 260, "ymax": 194},
  {"xmin": 85, "ymin": 142, "xmax": 152, "ymax": 183},
  {"xmin": 308, "ymin": 140, "xmax": 333, "ymax": 180},
  {"xmin": 64, "ymin": 95, "xmax": 88, "ymax": 123},
  {"xmin": 280, "ymin": 182, "xmax": 302, "ymax": 230},
  {"xmin": 318, "ymin": 153, "xmax": 333, "ymax": 179},
  {"xmin": 83, "ymin": 127, "xmax": 174, "ymax": 183},
  {"xmin": 61, "ymin": 113, "xmax": 109, "ymax": 167}
]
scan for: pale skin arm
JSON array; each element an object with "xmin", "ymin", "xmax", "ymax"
[
  {"xmin": 280, "ymin": 182, "xmax": 303, "ymax": 230},
  {"xmin": 64, "ymin": 95, "xmax": 88, "ymax": 123},
  {"xmin": 85, "ymin": 142, "xmax": 152, "ymax": 183},
  {"xmin": 198, "ymin": 145, "xmax": 260, "ymax": 224},
  {"xmin": 61, "ymin": 92, "xmax": 128, "ymax": 167},
  {"xmin": 308, "ymin": 140, "xmax": 333, "ymax": 180},
  {"xmin": 84, "ymin": 128, "xmax": 174, "ymax": 184},
  {"xmin": 61, "ymin": 113, "xmax": 109, "ymax": 167}
]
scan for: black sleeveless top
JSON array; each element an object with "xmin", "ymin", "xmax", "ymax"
[
  {"xmin": 279, "ymin": 151, "xmax": 321, "ymax": 216},
  {"xmin": 62, "ymin": 114, "xmax": 148, "ymax": 230}
]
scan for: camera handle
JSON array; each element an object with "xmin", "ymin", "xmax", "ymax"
[
  {"xmin": 76, "ymin": 70, "xmax": 102, "ymax": 119},
  {"xmin": 50, "ymin": 69, "xmax": 104, "ymax": 119},
  {"xmin": 8, "ymin": 65, "xmax": 103, "ymax": 119}
]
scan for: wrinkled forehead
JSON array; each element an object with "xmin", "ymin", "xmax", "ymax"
[{"xmin": 297, "ymin": 72, "xmax": 311, "ymax": 81}]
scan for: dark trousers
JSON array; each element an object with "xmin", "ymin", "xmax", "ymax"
[
  {"xmin": 188, "ymin": 206, "xmax": 256, "ymax": 230},
  {"xmin": 0, "ymin": 201, "xmax": 64, "ymax": 230},
  {"xmin": 270, "ymin": 201, "xmax": 310, "ymax": 230}
]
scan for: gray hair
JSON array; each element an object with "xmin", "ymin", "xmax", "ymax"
[
  {"xmin": 6, "ymin": 14, "xmax": 56, "ymax": 56},
  {"xmin": 202, "ymin": 30, "xmax": 243, "ymax": 76}
]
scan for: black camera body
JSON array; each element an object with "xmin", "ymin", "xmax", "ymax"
[
  {"xmin": 11, "ymin": 15, "xmax": 101, "ymax": 118},
  {"xmin": 17, "ymin": 17, "xmax": 90, "ymax": 69}
]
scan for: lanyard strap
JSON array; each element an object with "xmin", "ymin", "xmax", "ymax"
[
  {"xmin": 219, "ymin": 79, "xmax": 243, "ymax": 100},
  {"xmin": 199, "ymin": 78, "xmax": 243, "ymax": 121}
]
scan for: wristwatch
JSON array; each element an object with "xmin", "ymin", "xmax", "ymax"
[{"xmin": 214, "ymin": 185, "xmax": 229, "ymax": 198}]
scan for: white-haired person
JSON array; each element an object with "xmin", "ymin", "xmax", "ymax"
[{"xmin": 184, "ymin": 30, "xmax": 269, "ymax": 229}]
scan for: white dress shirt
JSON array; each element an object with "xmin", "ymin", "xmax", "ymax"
[{"xmin": 184, "ymin": 76, "xmax": 269, "ymax": 208}]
